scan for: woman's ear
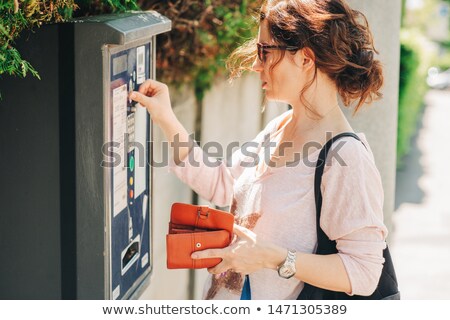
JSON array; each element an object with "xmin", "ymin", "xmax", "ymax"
[{"xmin": 300, "ymin": 47, "xmax": 316, "ymax": 70}]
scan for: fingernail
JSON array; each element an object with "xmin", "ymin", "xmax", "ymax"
[
  {"xmin": 130, "ymin": 92, "xmax": 136, "ymax": 99},
  {"xmin": 191, "ymin": 254, "xmax": 199, "ymax": 259}
]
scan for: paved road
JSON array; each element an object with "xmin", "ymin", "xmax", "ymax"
[{"xmin": 391, "ymin": 89, "xmax": 450, "ymax": 299}]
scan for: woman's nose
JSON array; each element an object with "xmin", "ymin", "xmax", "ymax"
[{"xmin": 252, "ymin": 57, "xmax": 263, "ymax": 73}]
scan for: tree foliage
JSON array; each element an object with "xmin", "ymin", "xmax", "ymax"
[
  {"xmin": 137, "ymin": 0, "xmax": 260, "ymax": 101},
  {"xmin": 0, "ymin": 1, "xmax": 138, "ymax": 80},
  {"xmin": 0, "ymin": 0, "xmax": 76, "ymax": 79},
  {"xmin": 1, "ymin": 1, "xmax": 261, "ymax": 101}
]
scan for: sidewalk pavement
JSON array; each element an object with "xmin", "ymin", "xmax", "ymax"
[{"xmin": 391, "ymin": 89, "xmax": 450, "ymax": 299}]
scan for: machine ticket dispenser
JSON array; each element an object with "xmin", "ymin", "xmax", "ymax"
[
  {"xmin": 0, "ymin": 12, "xmax": 171, "ymax": 299},
  {"xmin": 74, "ymin": 12, "xmax": 171, "ymax": 299}
]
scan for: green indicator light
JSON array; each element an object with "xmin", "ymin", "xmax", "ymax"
[{"xmin": 130, "ymin": 156, "xmax": 135, "ymax": 172}]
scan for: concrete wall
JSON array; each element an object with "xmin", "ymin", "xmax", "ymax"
[
  {"xmin": 344, "ymin": 0, "xmax": 402, "ymax": 235},
  {"xmin": 138, "ymin": 85, "xmax": 196, "ymax": 300},
  {"xmin": 139, "ymin": 0, "xmax": 401, "ymax": 299}
]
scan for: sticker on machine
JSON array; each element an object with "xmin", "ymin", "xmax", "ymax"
[
  {"xmin": 141, "ymin": 252, "xmax": 149, "ymax": 268},
  {"xmin": 113, "ymin": 285, "xmax": 121, "ymax": 300},
  {"xmin": 136, "ymin": 46, "xmax": 146, "ymax": 84},
  {"xmin": 112, "ymin": 84, "xmax": 128, "ymax": 217},
  {"xmin": 134, "ymin": 103, "xmax": 147, "ymax": 199}
]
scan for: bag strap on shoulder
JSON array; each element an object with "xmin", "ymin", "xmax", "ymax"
[
  {"xmin": 299, "ymin": 132, "xmax": 400, "ymax": 299},
  {"xmin": 314, "ymin": 132, "xmax": 367, "ymax": 254}
]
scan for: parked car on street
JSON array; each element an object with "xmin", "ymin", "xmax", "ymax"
[{"xmin": 427, "ymin": 67, "xmax": 450, "ymax": 90}]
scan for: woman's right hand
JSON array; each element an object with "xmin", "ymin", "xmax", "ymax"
[
  {"xmin": 129, "ymin": 79, "xmax": 175, "ymax": 126},
  {"xmin": 130, "ymin": 79, "xmax": 193, "ymax": 164}
]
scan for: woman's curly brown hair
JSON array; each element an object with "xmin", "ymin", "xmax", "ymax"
[{"xmin": 227, "ymin": 0, "xmax": 383, "ymax": 115}]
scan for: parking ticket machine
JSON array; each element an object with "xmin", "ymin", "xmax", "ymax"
[
  {"xmin": 75, "ymin": 12, "xmax": 171, "ymax": 299},
  {"xmin": 0, "ymin": 12, "xmax": 171, "ymax": 299}
]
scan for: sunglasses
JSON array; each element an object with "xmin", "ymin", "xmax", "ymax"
[{"xmin": 257, "ymin": 42, "xmax": 300, "ymax": 63}]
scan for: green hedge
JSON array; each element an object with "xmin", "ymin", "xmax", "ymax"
[{"xmin": 397, "ymin": 30, "xmax": 432, "ymax": 167}]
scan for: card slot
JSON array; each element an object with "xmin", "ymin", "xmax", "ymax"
[
  {"xmin": 169, "ymin": 222, "xmax": 220, "ymax": 234},
  {"xmin": 169, "ymin": 228, "xmax": 209, "ymax": 234}
]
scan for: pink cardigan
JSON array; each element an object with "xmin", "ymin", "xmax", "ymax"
[{"xmin": 169, "ymin": 110, "xmax": 387, "ymax": 299}]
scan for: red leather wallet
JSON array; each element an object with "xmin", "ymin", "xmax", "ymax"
[{"xmin": 166, "ymin": 203, "xmax": 234, "ymax": 269}]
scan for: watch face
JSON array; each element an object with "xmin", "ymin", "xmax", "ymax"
[
  {"xmin": 279, "ymin": 265, "xmax": 295, "ymax": 279},
  {"xmin": 278, "ymin": 250, "xmax": 296, "ymax": 279}
]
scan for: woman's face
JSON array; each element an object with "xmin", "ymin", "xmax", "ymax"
[{"xmin": 252, "ymin": 20, "xmax": 312, "ymax": 105}]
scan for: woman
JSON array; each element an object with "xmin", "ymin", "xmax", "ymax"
[{"xmin": 130, "ymin": 0, "xmax": 387, "ymax": 299}]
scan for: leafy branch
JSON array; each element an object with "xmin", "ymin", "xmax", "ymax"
[
  {"xmin": 139, "ymin": 0, "xmax": 260, "ymax": 101},
  {"xmin": 1, "ymin": 1, "xmax": 260, "ymax": 102},
  {"xmin": 0, "ymin": 1, "xmax": 138, "ymax": 80},
  {"xmin": 0, "ymin": 1, "xmax": 78, "ymax": 79}
]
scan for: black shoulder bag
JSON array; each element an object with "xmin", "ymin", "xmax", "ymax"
[{"xmin": 297, "ymin": 132, "xmax": 400, "ymax": 300}]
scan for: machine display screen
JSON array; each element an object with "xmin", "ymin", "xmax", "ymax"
[{"xmin": 113, "ymin": 55, "xmax": 128, "ymax": 76}]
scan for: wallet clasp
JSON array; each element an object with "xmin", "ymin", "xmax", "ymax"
[{"xmin": 197, "ymin": 206, "xmax": 209, "ymax": 219}]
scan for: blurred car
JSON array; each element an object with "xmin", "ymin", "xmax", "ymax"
[{"xmin": 427, "ymin": 67, "xmax": 450, "ymax": 90}]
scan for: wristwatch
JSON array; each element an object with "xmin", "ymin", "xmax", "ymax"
[{"xmin": 277, "ymin": 249, "xmax": 297, "ymax": 279}]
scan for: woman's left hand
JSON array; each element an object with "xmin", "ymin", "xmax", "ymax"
[{"xmin": 191, "ymin": 224, "xmax": 278, "ymax": 275}]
